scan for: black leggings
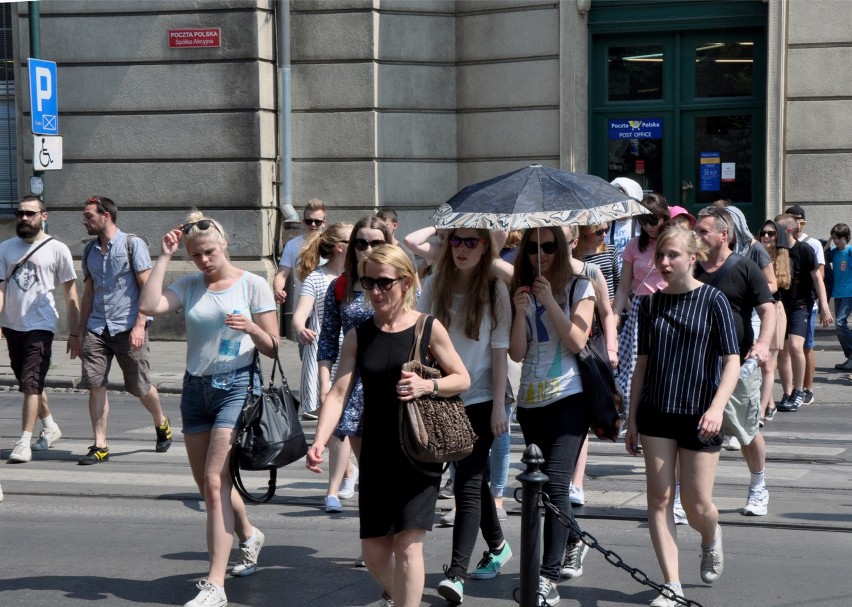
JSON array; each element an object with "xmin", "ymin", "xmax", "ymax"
[
  {"xmin": 517, "ymin": 393, "xmax": 589, "ymax": 582},
  {"xmin": 447, "ymin": 400, "xmax": 505, "ymax": 579}
]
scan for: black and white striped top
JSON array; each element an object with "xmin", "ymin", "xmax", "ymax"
[
  {"xmin": 637, "ymin": 284, "xmax": 739, "ymax": 416},
  {"xmin": 584, "ymin": 245, "xmax": 620, "ymax": 299}
]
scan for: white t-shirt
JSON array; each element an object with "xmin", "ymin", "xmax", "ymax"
[
  {"xmin": 517, "ymin": 276, "xmax": 595, "ymax": 408},
  {"xmin": 0, "ymin": 236, "xmax": 76, "ymax": 333},
  {"xmin": 417, "ymin": 276, "xmax": 511, "ymax": 406},
  {"xmin": 168, "ymin": 271, "xmax": 276, "ymax": 376}
]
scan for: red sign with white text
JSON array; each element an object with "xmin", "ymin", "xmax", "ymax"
[{"xmin": 169, "ymin": 28, "xmax": 221, "ymax": 49}]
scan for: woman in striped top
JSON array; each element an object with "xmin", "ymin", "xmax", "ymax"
[
  {"xmin": 625, "ymin": 225, "xmax": 740, "ymax": 607},
  {"xmin": 575, "ymin": 223, "xmax": 620, "ymax": 302}
]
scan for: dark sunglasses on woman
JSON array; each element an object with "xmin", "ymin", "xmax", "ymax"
[
  {"xmin": 759, "ymin": 230, "xmax": 776, "ymax": 238},
  {"xmin": 181, "ymin": 220, "xmax": 224, "ymax": 237},
  {"xmin": 354, "ymin": 238, "xmax": 385, "ymax": 251},
  {"xmin": 448, "ymin": 236, "xmax": 486, "ymax": 249},
  {"xmin": 524, "ymin": 240, "xmax": 558, "ymax": 255},
  {"xmin": 360, "ymin": 276, "xmax": 402, "ymax": 291},
  {"xmin": 638, "ymin": 215, "xmax": 661, "ymax": 227}
]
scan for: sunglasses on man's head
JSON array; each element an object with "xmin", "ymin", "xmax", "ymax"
[
  {"xmin": 181, "ymin": 220, "xmax": 224, "ymax": 237},
  {"xmin": 449, "ymin": 236, "xmax": 486, "ymax": 249},
  {"xmin": 354, "ymin": 238, "xmax": 385, "ymax": 251},
  {"xmin": 759, "ymin": 230, "xmax": 776, "ymax": 238},
  {"xmin": 15, "ymin": 210, "xmax": 41, "ymax": 219},
  {"xmin": 360, "ymin": 276, "xmax": 402, "ymax": 291},
  {"xmin": 304, "ymin": 218, "xmax": 324, "ymax": 227},
  {"xmin": 524, "ymin": 240, "xmax": 558, "ymax": 255}
]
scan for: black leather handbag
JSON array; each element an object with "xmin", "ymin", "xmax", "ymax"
[
  {"xmin": 230, "ymin": 347, "xmax": 308, "ymax": 503},
  {"xmin": 570, "ymin": 279, "xmax": 623, "ymax": 442}
]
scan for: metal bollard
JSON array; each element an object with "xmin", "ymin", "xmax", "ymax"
[{"xmin": 516, "ymin": 444, "xmax": 548, "ymax": 607}]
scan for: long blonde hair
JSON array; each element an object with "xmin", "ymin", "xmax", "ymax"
[
  {"xmin": 431, "ymin": 229, "xmax": 497, "ymax": 341},
  {"xmin": 762, "ymin": 220, "xmax": 792, "ymax": 290},
  {"xmin": 296, "ymin": 222, "xmax": 352, "ymax": 281},
  {"xmin": 359, "ymin": 244, "xmax": 417, "ymax": 312}
]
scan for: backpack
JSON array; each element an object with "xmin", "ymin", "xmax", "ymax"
[{"xmin": 81, "ymin": 234, "xmax": 143, "ymax": 283}]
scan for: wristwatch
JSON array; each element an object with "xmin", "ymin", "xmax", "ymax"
[{"xmin": 431, "ymin": 379, "xmax": 439, "ymax": 396}]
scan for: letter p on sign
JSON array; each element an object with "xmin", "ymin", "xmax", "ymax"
[{"xmin": 28, "ymin": 58, "xmax": 59, "ymax": 136}]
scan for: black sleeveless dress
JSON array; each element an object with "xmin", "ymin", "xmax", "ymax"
[{"xmin": 356, "ymin": 317, "xmax": 441, "ymax": 538}]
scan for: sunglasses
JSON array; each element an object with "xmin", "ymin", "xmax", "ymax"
[
  {"xmin": 15, "ymin": 210, "xmax": 41, "ymax": 219},
  {"xmin": 360, "ymin": 276, "xmax": 402, "ymax": 291},
  {"xmin": 524, "ymin": 240, "xmax": 558, "ymax": 255},
  {"xmin": 304, "ymin": 218, "xmax": 325, "ymax": 227},
  {"xmin": 594, "ymin": 228, "xmax": 607, "ymax": 236},
  {"xmin": 759, "ymin": 230, "xmax": 776, "ymax": 238},
  {"xmin": 181, "ymin": 220, "xmax": 224, "ymax": 237},
  {"xmin": 449, "ymin": 236, "xmax": 486, "ymax": 249},
  {"xmin": 354, "ymin": 238, "xmax": 385, "ymax": 251},
  {"xmin": 638, "ymin": 215, "xmax": 661, "ymax": 227}
]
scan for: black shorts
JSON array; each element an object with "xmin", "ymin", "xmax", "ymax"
[
  {"xmin": 637, "ymin": 403, "xmax": 723, "ymax": 453},
  {"xmin": 784, "ymin": 304, "xmax": 810, "ymax": 339},
  {"xmin": 2, "ymin": 327, "xmax": 53, "ymax": 394}
]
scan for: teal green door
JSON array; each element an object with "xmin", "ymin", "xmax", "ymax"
[{"xmin": 590, "ymin": 22, "xmax": 767, "ymax": 227}]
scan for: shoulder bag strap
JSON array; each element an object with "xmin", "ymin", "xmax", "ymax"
[
  {"xmin": 419, "ymin": 315, "xmax": 435, "ymax": 364},
  {"xmin": 706, "ymin": 253, "xmax": 742, "ymax": 288},
  {"xmin": 407, "ymin": 313, "xmax": 428, "ymax": 363},
  {"xmin": 6, "ymin": 237, "xmax": 53, "ymax": 283}
]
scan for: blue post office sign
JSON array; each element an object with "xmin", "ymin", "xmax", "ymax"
[
  {"xmin": 608, "ymin": 118, "xmax": 663, "ymax": 140},
  {"xmin": 29, "ymin": 58, "xmax": 59, "ymax": 136}
]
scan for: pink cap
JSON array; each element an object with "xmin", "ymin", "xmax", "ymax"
[{"xmin": 668, "ymin": 205, "xmax": 696, "ymax": 226}]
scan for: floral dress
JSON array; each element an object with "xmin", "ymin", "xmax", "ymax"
[{"xmin": 317, "ymin": 276, "xmax": 373, "ymax": 436}]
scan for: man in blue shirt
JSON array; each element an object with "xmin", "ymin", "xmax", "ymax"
[
  {"xmin": 76, "ymin": 196, "xmax": 171, "ymax": 465},
  {"xmin": 829, "ymin": 223, "xmax": 852, "ymax": 370}
]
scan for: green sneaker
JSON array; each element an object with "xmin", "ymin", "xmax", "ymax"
[
  {"xmin": 437, "ymin": 574, "xmax": 464, "ymax": 603},
  {"xmin": 469, "ymin": 542, "xmax": 512, "ymax": 580},
  {"xmin": 78, "ymin": 445, "xmax": 109, "ymax": 465}
]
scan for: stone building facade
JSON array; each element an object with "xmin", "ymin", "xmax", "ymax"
[{"xmin": 1, "ymin": 0, "xmax": 849, "ymax": 336}]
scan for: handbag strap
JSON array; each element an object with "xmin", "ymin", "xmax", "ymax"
[
  {"xmin": 247, "ymin": 339, "xmax": 285, "ymax": 390},
  {"xmin": 407, "ymin": 314, "xmax": 431, "ymax": 364},
  {"xmin": 230, "ymin": 452, "xmax": 277, "ymax": 503},
  {"xmin": 5, "ymin": 236, "xmax": 53, "ymax": 283}
]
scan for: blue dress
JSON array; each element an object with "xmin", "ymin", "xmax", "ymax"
[{"xmin": 317, "ymin": 276, "xmax": 373, "ymax": 436}]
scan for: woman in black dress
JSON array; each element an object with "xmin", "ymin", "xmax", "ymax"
[{"xmin": 307, "ymin": 244, "xmax": 470, "ymax": 607}]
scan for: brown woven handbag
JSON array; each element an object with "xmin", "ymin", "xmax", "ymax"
[{"xmin": 399, "ymin": 315, "xmax": 477, "ymax": 476}]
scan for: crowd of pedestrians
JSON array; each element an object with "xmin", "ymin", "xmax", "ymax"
[{"xmin": 0, "ymin": 184, "xmax": 849, "ymax": 607}]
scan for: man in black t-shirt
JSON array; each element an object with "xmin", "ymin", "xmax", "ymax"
[
  {"xmin": 695, "ymin": 207, "xmax": 775, "ymax": 517},
  {"xmin": 774, "ymin": 214, "xmax": 832, "ymax": 412}
]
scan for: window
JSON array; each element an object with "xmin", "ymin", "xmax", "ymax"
[{"xmin": 0, "ymin": 4, "xmax": 17, "ymax": 208}]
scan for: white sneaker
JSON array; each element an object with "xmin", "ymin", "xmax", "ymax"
[
  {"xmin": 31, "ymin": 425, "xmax": 62, "ymax": 451},
  {"xmin": 699, "ymin": 525, "xmax": 724, "ymax": 583},
  {"xmin": 742, "ymin": 484, "xmax": 769, "ymax": 516},
  {"xmin": 0, "ymin": 483, "xmax": 4, "ymax": 502},
  {"xmin": 232, "ymin": 528, "xmax": 265, "ymax": 577},
  {"xmin": 722, "ymin": 435, "xmax": 741, "ymax": 451},
  {"xmin": 338, "ymin": 466, "xmax": 359, "ymax": 499},
  {"xmin": 672, "ymin": 499, "xmax": 688, "ymax": 525},
  {"xmin": 650, "ymin": 583, "xmax": 684, "ymax": 607},
  {"xmin": 8, "ymin": 439, "xmax": 32, "ymax": 463},
  {"xmin": 569, "ymin": 483, "xmax": 585, "ymax": 506},
  {"xmin": 184, "ymin": 580, "xmax": 227, "ymax": 607}
]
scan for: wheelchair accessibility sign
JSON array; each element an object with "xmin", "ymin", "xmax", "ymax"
[
  {"xmin": 29, "ymin": 58, "xmax": 59, "ymax": 136},
  {"xmin": 33, "ymin": 135, "xmax": 63, "ymax": 170}
]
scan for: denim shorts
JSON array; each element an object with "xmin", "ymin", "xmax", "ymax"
[{"xmin": 180, "ymin": 365, "xmax": 260, "ymax": 435}]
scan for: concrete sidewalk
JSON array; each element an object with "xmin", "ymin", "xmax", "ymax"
[{"xmin": 0, "ymin": 336, "xmax": 305, "ymax": 395}]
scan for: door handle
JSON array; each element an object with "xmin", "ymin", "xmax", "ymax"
[{"xmin": 681, "ymin": 180, "xmax": 694, "ymax": 204}]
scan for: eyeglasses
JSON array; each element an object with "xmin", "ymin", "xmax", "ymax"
[
  {"xmin": 759, "ymin": 230, "xmax": 776, "ymax": 238},
  {"xmin": 524, "ymin": 240, "xmax": 558, "ymax": 255},
  {"xmin": 449, "ymin": 236, "xmax": 486, "ymax": 249},
  {"xmin": 15, "ymin": 210, "xmax": 41, "ymax": 219},
  {"xmin": 360, "ymin": 276, "xmax": 402, "ymax": 291},
  {"xmin": 638, "ymin": 215, "xmax": 661, "ymax": 227},
  {"xmin": 354, "ymin": 238, "xmax": 385, "ymax": 251},
  {"xmin": 181, "ymin": 220, "xmax": 224, "ymax": 237},
  {"xmin": 304, "ymin": 218, "xmax": 325, "ymax": 227}
]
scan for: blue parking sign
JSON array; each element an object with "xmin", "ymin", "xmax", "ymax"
[{"xmin": 29, "ymin": 59, "xmax": 58, "ymax": 135}]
